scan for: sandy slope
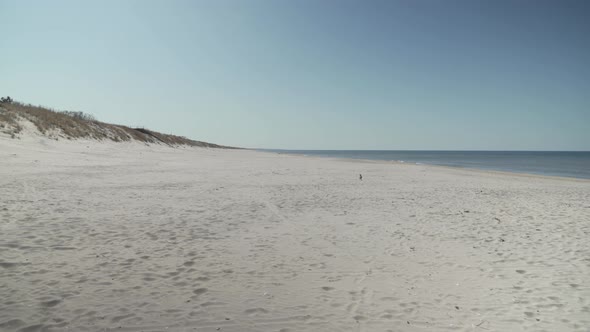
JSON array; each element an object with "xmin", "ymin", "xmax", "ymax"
[{"xmin": 1, "ymin": 136, "xmax": 589, "ymax": 332}]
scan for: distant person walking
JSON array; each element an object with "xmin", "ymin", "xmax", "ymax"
[{"xmin": 359, "ymin": 174, "xmax": 363, "ymax": 181}]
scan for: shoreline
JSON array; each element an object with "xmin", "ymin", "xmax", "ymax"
[{"xmin": 259, "ymin": 149, "xmax": 590, "ymax": 183}]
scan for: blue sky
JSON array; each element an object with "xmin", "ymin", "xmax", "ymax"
[{"xmin": 1, "ymin": 0, "xmax": 588, "ymax": 150}]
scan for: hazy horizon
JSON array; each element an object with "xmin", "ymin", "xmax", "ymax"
[
  {"xmin": 1, "ymin": 0, "xmax": 588, "ymax": 150},
  {"xmin": 263, "ymin": 149, "xmax": 590, "ymax": 152}
]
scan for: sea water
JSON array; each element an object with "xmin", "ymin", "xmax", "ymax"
[{"xmin": 265, "ymin": 150, "xmax": 590, "ymax": 180}]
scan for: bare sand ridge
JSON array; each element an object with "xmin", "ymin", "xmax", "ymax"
[{"xmin": 1, "ymin": 136, "xmax": 589, "ymax": 331}]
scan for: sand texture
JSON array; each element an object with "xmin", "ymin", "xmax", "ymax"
[{"xmin": 1, "ymin": 137, "xmax": 589, "ymax": 332}]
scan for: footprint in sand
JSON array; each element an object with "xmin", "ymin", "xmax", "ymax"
[
  {"xmin": 193, "ymin": 288, "xmax": 208, "ymax": 295},
  {"xmin": 40, "ymin": 299, "xmax": 61, "ymax": 308},
  {"xmin": 244, "ymin": 308, "xmax": 269, "ymax": 316}
]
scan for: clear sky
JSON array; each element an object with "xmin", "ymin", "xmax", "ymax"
[{"xmin": 1, "ymin": 0, "xmax": 588, "ymax": 150}]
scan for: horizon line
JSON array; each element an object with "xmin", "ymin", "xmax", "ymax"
[{"xmin": 255, "ymin": 149, "xmax": 590, "ymax": 152}]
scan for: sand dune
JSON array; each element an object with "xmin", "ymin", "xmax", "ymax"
[
  {"xmin": 0, "ymin": 101, "xmax": 232, "ymax": 148},
  {"xmin": 1, "ymin": 137, "xmax": 589, "ymax": 331}
]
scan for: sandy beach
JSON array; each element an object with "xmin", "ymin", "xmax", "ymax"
[{"xmin": 1, "ymin": 137, "xmax": 589, "ymax": 332}]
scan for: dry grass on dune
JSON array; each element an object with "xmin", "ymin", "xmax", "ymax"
[
  {"xmin": 0, "ymin": 101, "xmax": 232, "ymax": 148},
  {"xmin": 0, "ymin": 107, "xmax": 23, "ymax": 139}
]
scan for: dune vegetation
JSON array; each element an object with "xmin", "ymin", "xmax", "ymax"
[{"xmin": 0, "ymin": 98, "xmax": 232, "ymax": 148}]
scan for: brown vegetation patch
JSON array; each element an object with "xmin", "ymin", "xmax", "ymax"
[{"xmin": 0, "ymin": 100, "xmax": 235, "ymax": 148}]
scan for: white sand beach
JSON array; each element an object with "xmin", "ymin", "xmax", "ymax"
[{"xmin": 1, "ymin": 137, "xmax": 589, "ymax": 332}]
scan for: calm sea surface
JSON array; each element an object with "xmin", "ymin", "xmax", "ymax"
[{"xmin": 264, "ymin": 150, "xmax": 590, "ymax": 180}]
